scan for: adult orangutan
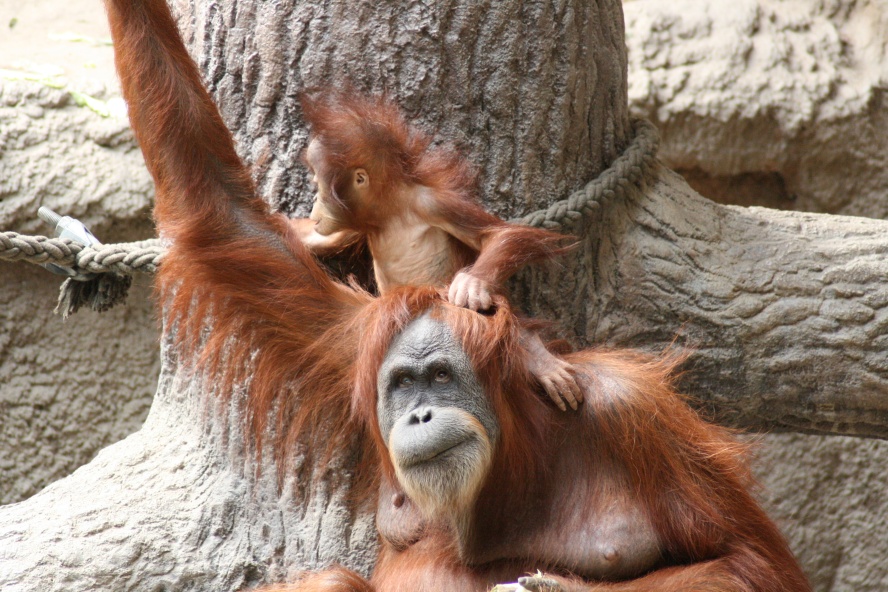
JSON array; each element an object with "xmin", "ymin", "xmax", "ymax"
[{"xmin": 103, "ymin": 0, "xmax": 811, "ymax": 591}]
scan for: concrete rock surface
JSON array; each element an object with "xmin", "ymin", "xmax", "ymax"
[
  {"xmin": 625, "ymin": 0, "xmax": 888, "ymax": 217},
  {"xmin": 755, "ymin": 433, "xmax": 888, "ymax": 591},
  {"xmin": 0, "ymin": 2, "xmax": 159, "ymax": 506}
]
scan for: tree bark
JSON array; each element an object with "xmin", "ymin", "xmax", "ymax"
[
  {"xmin": 519, "ymin": 164, "xmax": 888, "ymax": 437},
  {"xmin": 170, "ymin": 0, "xmax": 629, "ymax": 219},
  {"xmin": 2, "ymin": 0, "xmax": 888, "ymax": 590},
  {"xmin": 0, "ymin": 337, "xmax": 378, "ymax": 590}
]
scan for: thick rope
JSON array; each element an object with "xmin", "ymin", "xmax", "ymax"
[
  {"xmin": 0, "ymin": 118, "xmax": 659, "ymax": 314},
  {"xmin": 0, "ymin": 234, "xmax": 164, "ymax": 274},
  {"xmin": 513, "ymin": 118, "xmax": 659, "ymax": 231},
  {"xmin": 0, "ymin": 234, "xmax": 164, "ymax": 316}
]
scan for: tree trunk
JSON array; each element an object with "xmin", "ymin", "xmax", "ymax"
[{"xmin": 170, "ymin": 0, "xmax": 629, "ymax": 219}]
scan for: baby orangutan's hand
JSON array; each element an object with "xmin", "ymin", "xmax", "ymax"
[
  {"xmin": 287, "ymin": 217, "xmax": 358, "ymax": 256},
  {"xmin": 448, "ymin": 271, "xmax": 494, "ymax": 312}
]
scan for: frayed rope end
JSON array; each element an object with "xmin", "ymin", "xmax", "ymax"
[{"xmin": 55, "ymin": 274, "xmax": 133, "ymax": 319}]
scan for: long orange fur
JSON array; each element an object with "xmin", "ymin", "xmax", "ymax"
[{"xmin": 104, "ymin": 1, "xmax": 810, "ymax": 591}]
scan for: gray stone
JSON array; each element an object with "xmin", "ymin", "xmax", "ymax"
[
  {"xmin": 625, "ymin": 0, "xmax": 888, "ymax": 217},
  {"xmin": 0, "ymin": 6, "xmax": 159, "ymax": 504},
  {"xmin": 626, "ymin": 2, "xmax": 888, "ymax": 589}
]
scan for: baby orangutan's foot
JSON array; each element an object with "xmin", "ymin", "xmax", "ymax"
[
  {"xmin": 522, "ymin": 331, "xmax": 582, "ymax": 411},
  {"xmin": 528, "ymin": 350, "xmax": 582, "ymax": 411},
  {"xmin": 491, "ymin": 573, "xmax": 567, "ymax": 592}
]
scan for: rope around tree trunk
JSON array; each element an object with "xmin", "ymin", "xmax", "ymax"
[{"xmin": 0, "ymin": 119, "xmax": 659, "ymax": 316}]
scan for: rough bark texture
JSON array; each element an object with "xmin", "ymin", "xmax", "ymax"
[
  {"xmin": 170, "ymin": 0, "xmax": 630, "ymax": 219},
  {"xmin": 576, "ymin": 165, "xmax": 888, "ymax": 435},
  {"xmin": 0, "ymin": 336, "xmax": 378, "ymax": 590}
]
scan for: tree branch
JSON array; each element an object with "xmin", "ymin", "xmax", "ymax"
[{"xmin": 518, "ymin": 165, "xmax": 888, "ymax": 437}]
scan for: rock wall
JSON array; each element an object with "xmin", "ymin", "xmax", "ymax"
[
  {"xmin": 626, "ymin": 1, "xmax": 888, "ymax": 590},
  {"xmin": 625, "ymin": 0, "xmax": 888, "ymax": 217},
  {"xmin": 755, "ymin": 433, "xmax": 888, "ymax": 591},
  {"xmin": 0, "ymin": 1, "xmax": 159, "ymax": 505}
]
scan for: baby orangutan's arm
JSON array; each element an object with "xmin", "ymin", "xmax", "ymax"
[{"xmin": 289, "ymin": 217, "xmax": 361, "ymax": 256}]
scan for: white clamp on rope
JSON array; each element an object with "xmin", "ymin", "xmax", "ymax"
[{"xmin": 37, "ymin": 206, "xmax": 102, "ymax": 281}]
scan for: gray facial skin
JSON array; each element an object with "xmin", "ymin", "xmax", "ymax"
[{"xmin": 376, "ymin": 314, "xmax": 499, "ymax": 515}]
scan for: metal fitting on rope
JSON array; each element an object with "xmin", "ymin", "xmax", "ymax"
[
  {"xmin": 38, "ymin": 206, "xmax": 101, "ymax": 281},
  {"xmin": 33, "ymin": 207, "xmax": 133, "ymax": 318}
]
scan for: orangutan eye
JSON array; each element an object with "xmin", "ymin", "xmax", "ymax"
[
  {"xmin": 397, "ymin": 374, "xmax": 414, "ymax": 387},
  {"xmin": 434, "ymin": 368, "xmax": 451, "ymax": 383}
]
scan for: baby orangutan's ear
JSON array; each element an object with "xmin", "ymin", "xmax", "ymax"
[{"xmin": 353, "ymin": 168, "xmax": 369, "ymax": 189}]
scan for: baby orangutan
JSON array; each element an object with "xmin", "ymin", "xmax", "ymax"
[{"xmin": 289, "ymin": 92, "xmax": 580, "ymax": 410}]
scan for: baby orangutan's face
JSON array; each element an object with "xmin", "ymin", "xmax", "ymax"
[{"xmin": 304, "ymin": 138, "xmax": 370, "ymax": 235}]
